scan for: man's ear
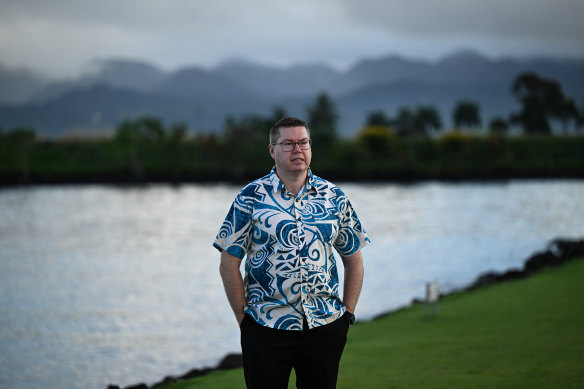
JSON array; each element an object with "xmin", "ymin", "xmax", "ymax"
[{"xmin": 269, "ymin": 144, "xmax": 275, "ymax": 159}]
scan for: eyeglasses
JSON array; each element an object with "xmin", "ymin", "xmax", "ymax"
[{"xmin": 272, "ymin": 139, "xmax": 312, "ymax": 152}]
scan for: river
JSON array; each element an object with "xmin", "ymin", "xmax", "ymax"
[{"xmin": 1, "ymin": 180, "xmax": 583, "ymax": 389}]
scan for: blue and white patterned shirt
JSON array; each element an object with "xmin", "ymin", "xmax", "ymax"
[{"xmin": 213, "ymin": 168, "xmax": 370, "ymax": 330}]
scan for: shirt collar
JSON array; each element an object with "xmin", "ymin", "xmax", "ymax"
[{"xmin": 269, "ymin": 167, "xmax": 316, "ymax": 194}]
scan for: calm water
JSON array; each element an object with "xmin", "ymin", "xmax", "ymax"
[{"xmin": 1, "ymin": 180, "xmax": 583, "ymax": 389}]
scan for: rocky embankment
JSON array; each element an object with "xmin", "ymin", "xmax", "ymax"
[
  {"xmin": 108, "ymin": 237, "xmax": 584, "ymax": 389},
  {"xmin": 466, "ymin": 238, "xmax": 584, "ymax": 290},
  {"xmin": 106, "ymin": 354, "xmax": 243, "ymax": 389}
]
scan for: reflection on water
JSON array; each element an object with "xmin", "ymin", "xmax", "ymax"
[{"xmin": 1, "ymin": 180, "xmax": 583, "ymax": 389}]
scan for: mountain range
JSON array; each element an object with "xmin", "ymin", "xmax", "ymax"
[{"xmin": 1, "ymin": 49, "xmax": 583, "ymax": 137}]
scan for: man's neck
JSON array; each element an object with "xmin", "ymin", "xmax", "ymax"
[{"xmin": 276, "ymin": 169, "xmax": 308, "ymax": 196}]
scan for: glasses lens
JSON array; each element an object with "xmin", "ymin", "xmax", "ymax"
[{"xmin": 280, "ymin": 140, "xmax": 311, "ymax": 151}]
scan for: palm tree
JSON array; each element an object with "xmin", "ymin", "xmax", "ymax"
[
  {"xmin": 307, "ymin": 92, "xmax": 338, "ymax": 146},
  {"xmin": 365, "ymin": 110, "xmax": 392, "ymax": 127},
  {"xmin": 552, "ymin": 97, "xmax": 579, "ymax": 134},
  {"xmin": 488, "ymin": 117, "xmax": 509, "ymax": 135},
  {"xmin": 453, "ymin": 100, "xmax": 481, "ymax": 130},
  {"xmin": 415, "ymin": 106, "xmax": 442, "ymax": 135},
  {"xmin": 394, "ymin": 107, "xmax": 415, "ymax": 135}
]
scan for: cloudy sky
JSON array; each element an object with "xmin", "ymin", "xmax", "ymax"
[{"xmin": 1, "ymin": 0, "xmax": 583, "ymax": 78}]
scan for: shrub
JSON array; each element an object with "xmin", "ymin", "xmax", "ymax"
[
  {"xmin": 437, "ymin": 130, "xmax": 471, "ymax": 152},
  {"xmin": 358, "ymin": 126, "xmax": 395, "ymax": 154}
]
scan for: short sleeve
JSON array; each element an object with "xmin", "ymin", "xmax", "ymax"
[
  {"xmin": 213, "ymin": 190, "xmax": 254, "ymax": 260},
  {"xmin": 333, "ymin": 195, "xmax": 370, "ymax": 257}
]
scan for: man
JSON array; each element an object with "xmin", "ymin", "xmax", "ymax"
[{"xmin": 213, "ymin": 116, "xmax": 370, "ymax": 389}]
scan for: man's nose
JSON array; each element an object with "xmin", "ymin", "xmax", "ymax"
[{"xmin": 292, "ymin": 142, "xmax": 302, "ymax": 151}]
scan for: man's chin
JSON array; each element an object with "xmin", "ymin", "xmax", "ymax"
[{"xmin": 290, "ymin": 164, "xmax": 308, "ymax": 171}]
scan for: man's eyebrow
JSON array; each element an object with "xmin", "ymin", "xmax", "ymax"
[{"xmin": 280, "ymin": 137, "xmax": 310, "ymax": 142}]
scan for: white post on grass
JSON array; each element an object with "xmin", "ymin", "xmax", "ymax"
[{"xmin": 425, "ymin": 281, "xmax": 439, "ymax": 318}]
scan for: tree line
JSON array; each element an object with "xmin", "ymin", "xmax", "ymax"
[
  {"xmin": 362, "ymin": 71, "xmax": 584, "ymax": 137},
  {"xmin": 220, "ymin": 71, "xmax": 584, "ymax": 142},
  {"xmin": 1, "ymin": 71, "xmax": 583, "ymax": 185}
]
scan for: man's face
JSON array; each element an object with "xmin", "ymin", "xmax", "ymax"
[{"xmin": 269, "ymin": 126, "xmax": 312, "ymax": 175}]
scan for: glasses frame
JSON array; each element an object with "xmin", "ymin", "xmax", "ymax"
[{"xmin": 272, "ymin": 139, "xmax": 312, "ymax": 152}]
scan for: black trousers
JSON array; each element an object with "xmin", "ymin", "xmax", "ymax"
[{"xmin": 240, "ymin": 314, "xmax": 350, "ymax": 389}]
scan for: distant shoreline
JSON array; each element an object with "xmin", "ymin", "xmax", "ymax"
[
  {"xmin": 106, "ymin": 237, "xmax": 584, "ymax": 389},
  {"xmin": 2, "ymin": 134, "xmax": 583, "ymax": 189},
  {"xmin": 2, "ymin": 170, "xmax": 584, "ymax": 190}
]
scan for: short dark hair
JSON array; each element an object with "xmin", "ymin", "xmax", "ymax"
[{"xmin": 269, "ymin": 117, "xmax": 310, "ymax": 144}]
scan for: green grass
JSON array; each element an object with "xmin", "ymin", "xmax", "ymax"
[{"xmin": 162, "ymin": 258, "xmax": 584, "ymax": 388}]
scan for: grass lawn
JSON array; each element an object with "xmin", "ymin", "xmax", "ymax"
[{"xmin": 162, "ymin": 258, "xmax": 584, "ymax": 388}]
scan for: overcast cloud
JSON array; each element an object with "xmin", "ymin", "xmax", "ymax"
[{"xmin": 0, "ymin": 0, "xmax": 582, "ymax": 78}]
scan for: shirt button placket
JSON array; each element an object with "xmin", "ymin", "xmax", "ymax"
[{"xmin": 295, "ymin": 195, "xmax": 308, "ymax": 313}]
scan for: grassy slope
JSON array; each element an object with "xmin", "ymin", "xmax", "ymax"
[{"xmin": 163, "ymin": 258, "xmax": 584, "ymax": 388}]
